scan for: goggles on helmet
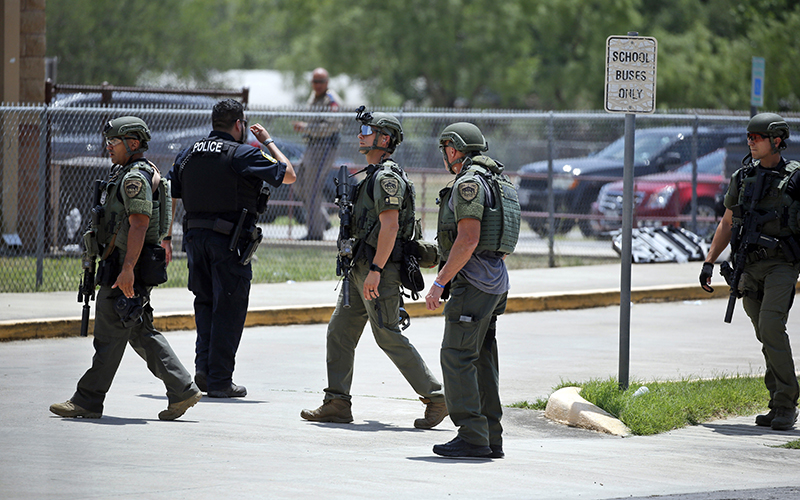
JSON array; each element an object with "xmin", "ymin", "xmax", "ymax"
[{"xmin": 746, "ymin": 133, "xmax": 768, "ymax": 143}]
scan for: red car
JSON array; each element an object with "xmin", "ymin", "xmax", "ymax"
[{"xmin": 591, "ymin": 148, "xmax": 727, "ymax": 239}]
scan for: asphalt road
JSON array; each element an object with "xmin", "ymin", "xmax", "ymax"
[{"xmin": 2, "ymin": 298, "xmax": 799, "ymax": 500}]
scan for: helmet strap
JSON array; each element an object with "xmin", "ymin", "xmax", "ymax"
[
  {"xmin": 770, "ymin": 137, "xmax": 782, "ymax": 155},
  {"xmin": 441, "ymin": 145, "xmax": 465, "ymax": 175},
  {"xmin": 360, "ymin": 129, "xmax": 392, "ymax": 156},
  {"xmin": 446, "ymin": 155, "xmax": 464, "ymax": 175}
]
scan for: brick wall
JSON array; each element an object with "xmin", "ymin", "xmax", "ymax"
[{"xmin": 20, "ymin": 0, "xmax": 46, "ymax": 103}]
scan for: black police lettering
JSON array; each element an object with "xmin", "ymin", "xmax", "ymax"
[{"xmin": 193, "ymin": 140, "xmax": 223, "ymax": 154}]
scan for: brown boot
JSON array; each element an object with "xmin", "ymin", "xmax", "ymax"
[
  {"xmin": 158, "ymin": 391, "xmax": 202, "ymax": 421},
  {"xmin": 414, "ymin": 397, "xmax": 448, "ymax": 429},
  {"xmin": 300, "ymin": 399, "xmax": 353, "ymax": 423},
  {"xmin": 49, "ymin": 400, "xmax": 101, "ymax": 419}
]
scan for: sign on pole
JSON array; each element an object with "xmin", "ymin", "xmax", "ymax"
[
  {"xmin": 605, "ymin": 36, "xmax": 657, "ymax": 114},
  {"xmin": 751, "ymin": 57, "xmax": 765, "ymax": 108},
  {"xmin": 604, "ymin": 32, "xmax": 657, "ymax": 390}
]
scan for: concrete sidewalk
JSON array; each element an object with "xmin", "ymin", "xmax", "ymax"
[{"xmin": 0, "ymin": 262, "xmax": 731, "ymax": 340}]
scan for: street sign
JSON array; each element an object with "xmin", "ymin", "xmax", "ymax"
[
  {"xmin": 751, "ymin": 57, "xmax": 765, "ymax": 108},
  {"xmin": 605, "ymin": 36, "xmax": 657, "ymax": 114}
]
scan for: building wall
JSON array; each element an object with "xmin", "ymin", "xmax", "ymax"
[{"xmin": 2, "ymin": 0, "xmax": 45, "ymax": 103}]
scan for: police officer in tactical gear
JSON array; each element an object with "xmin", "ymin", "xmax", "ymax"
[
  {"xmin": 300, "ymin": 108, "xmax": 447, "ymax": 427},
  {"xmin": 702, "ymin": 112, "xmax": 800, "ymax": 430},
  {"xmin": 50, "ymin": 116, "xmax": 202, "ymax": 421},
  {"xmin": 167, "ymin": 99, "xmax": 296, "ymax": 399},
  {"xmin": 427, "ymin": 122, "xmax": 521, "ymax": 458}
]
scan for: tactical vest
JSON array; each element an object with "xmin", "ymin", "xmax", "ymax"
[
  {"xmin": 437, "ymin": 156, "xmax": 521, "ymax": 261},
  {"xmin": 352, "ymin": 160, "xmax": 416, "ymax": 248},
  {"xmin": 93, "ymin": 159, "xmax": 168, "ymax": 254},
  {"xmin": 178, "ymin": 137, "xmax": 260, "ymax": 216},
  {"xmin": 732, "ymin": 160, "xmax": 800, "ymax": 239}
]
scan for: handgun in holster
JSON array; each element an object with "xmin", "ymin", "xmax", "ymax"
[{"xmin": 239, "ymin": 226, "xmax": 263, "ymax": 265}]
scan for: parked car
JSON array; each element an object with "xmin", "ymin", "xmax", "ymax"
[
  {"xmin": 515, "ymin": 126, "xmax": 741, "ymax": 237},
  {"xmin": 590, "ymin": 148, "xmax": 729, "ymax": 239},
  {"xmin": 49, "ymin": 91, "xmax": 219, "ymax": 168}
]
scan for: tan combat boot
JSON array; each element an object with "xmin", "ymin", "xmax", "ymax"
[
  {"xmin": 414, "ymin": 397, "xmax": 448, "ymax": 429},
  {"xmin": 158, "ymin": 390, "xmax": 202, "ymax": 421},
  {"xmin": 49, "ymin": 400, "xmax": 101, "ymax": 419},
  {"xmin": 300, "ymin": 399, "xmax": 353, "ymax": 423}
]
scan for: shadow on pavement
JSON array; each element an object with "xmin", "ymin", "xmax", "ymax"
[{"xmin": 702, "ymin": 422, "xmax": 800, "ymax": 438}]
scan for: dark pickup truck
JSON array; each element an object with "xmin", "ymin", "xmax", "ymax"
[{"xmin": 515, "ymin": 126, "xmax": 741, "ymax": 237}]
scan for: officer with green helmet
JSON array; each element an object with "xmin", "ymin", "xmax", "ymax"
[
  {"xmin": 301, "ymin": 107, "xmax": 447, "ymax": 428},
  {"xmin": 702, "ymin": 112, "xmax": 800, "ymax": 430},
  {"xmin": 427, "ymin": 122, "xmax": 521, "ymax": 458},
  {"xmin": 50, "ymin": 116, "xmax": 201, "ymax": 421}
]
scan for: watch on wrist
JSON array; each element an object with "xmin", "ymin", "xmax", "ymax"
[
  {"xmin": 369, "ymin": 263, "xmax": 383, "ymax": 274},
  {"xmin": 261, "ymin": 138, "xmax": 274, "ymax": 147}
]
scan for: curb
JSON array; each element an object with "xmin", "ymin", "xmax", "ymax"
[
  {"xmin": 544, "ymin": 386, "xmax": 631, "ymax": 436},
  {"xmin": 0, "ymin": 283, "xmax": 730, "ymax": 342}
]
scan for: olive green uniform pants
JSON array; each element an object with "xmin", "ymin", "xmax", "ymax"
[
  {"xmin": 741, "ymin": 258, "xmax": 800, "ymax": 410},
  {"xmin": 441, "ymin": 275, "xmax": 507, "ymax": 447},
  {"xmin": 70, "ymin": 286, "xmax": 197, "ymax": 414},
  {"xmin": 324, "ymin": 259, "xmax": 444, "ymax": 403}
]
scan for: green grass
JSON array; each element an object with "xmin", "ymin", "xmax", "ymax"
[
  {"xmin": 1, "ymin": 245, "xmax": 341, "ymax": 293},
  {"xmin": 162, "ymin": 244, "xmax": 340, "ymax": 288},
  {"xmin": 2, "ymin": 236, "xmax": 616, "ymax": 292},
  {"xmin": 0, "ymin": 255, "xmax": 84, "ymax": 292},
  {"xmin": 508, "ymin": 398, "xmax": 549, "ymax": 410},
  {"xmin": 512, "ymin": 375, "xmax": 773, "ymax": 436}
]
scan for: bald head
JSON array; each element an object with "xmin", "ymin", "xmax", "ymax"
[{"xmin": 311, "ymin": 68, "xmax": 329, "ymax": 97}]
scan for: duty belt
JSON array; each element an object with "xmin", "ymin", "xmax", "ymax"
[
  {"xmin": 186, "ymin": 218, "xmax": 234, "ymax": 235},
  {"xmin": 746, "ymin": 246, "xmax": 780, "ymax": 264}
]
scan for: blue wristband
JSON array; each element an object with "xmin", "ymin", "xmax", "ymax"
[{"xmin": 433, "ymin": 281, "xmax": 445, "ymax": 289}]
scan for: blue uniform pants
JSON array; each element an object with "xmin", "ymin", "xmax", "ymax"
[{"xmin": 185, "ymin": 228, "xmax": 252, "ymax": 392}]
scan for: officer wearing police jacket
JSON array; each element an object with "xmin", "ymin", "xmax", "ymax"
[
  {"xmin": 426, "ymin": 122, "xmax": 521, "ymax": 458},
  {"xmin": 167, "ymin": 99, "xmax": 296, "ymax": 399}
]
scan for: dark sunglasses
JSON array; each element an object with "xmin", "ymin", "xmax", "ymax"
[{"xmin": 747, "ymin": 133, "xmax": 768, "ymax": 142}]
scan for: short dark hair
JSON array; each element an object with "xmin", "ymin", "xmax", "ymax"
[{"xmin": 212, "ymin": 99, "xmax": 244, "ymax": 130}]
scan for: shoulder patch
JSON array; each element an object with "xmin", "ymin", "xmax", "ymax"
[
  {"xmin": 380, "ymin": 177, "xmax": 400, "ymax": 196},
  {"xmin": 261, "ymin": 150, "xmax": 277, "ymax": 163},
  {"xmin": 124, "ymin": 178, "xmax": 144, "ymax": 198},
  {"xmin": 458, "ymin": 181, "xmax": 479, "ymax": 202}
]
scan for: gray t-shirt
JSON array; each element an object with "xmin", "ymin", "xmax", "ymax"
[{"xmin": 449, "ymin": 175, "xmax": 510, "ymax": 295}]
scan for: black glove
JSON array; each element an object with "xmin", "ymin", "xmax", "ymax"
[{"xmin": 699, "ymin": 262, "xmax": 714, "ymax": 293}]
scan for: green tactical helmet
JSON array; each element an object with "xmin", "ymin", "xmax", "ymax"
[
  {"xmin": 439, "ymin": 122, "xmax": 488, "ymax": 153},
  {"xmin": 103, "ymin": 116, "xmax": 151, "ymax": 150},
  {"xmin": 747, "ymin": 112, "xmax": 790, "ymax": 141},
  {"xmin": 367, "ymin": 112, "xmax": 404, "ymax": 146}
]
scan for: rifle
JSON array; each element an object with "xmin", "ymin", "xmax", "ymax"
[
  {"xmin": 78, "ymin": 251, "xmax": 96, "ymax": 337},
  {"xmin": 77, "ymin": 180, "xmax": 104, "ymax": 336},
  {"xmin": 721, "ymin": 168, "xmax": 779, "ymax": 323},
  {"xmin": 334, "ymin": 165, "xmax": 355, "ymax": 308}
]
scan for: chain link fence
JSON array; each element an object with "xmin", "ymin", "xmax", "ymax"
[{"xmin": 2, "ymin": 99, "xmax": 799, "ymax": 292}]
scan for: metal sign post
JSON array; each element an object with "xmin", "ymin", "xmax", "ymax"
[{"xmin": 604, "ymin": 32, "xmax": 657, "ymax": 390}]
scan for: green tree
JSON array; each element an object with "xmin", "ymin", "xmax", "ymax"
[
  {"xmin": 276, "ymin": 0, "xmax": 541, "ymax": 108},
  {"xmin": 45, "ymin": 0, "xmax": 800, "ymax": 111},
  {"xmin": 46, "ymin": 0, "xmax": 284, "ymax": 87}
]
